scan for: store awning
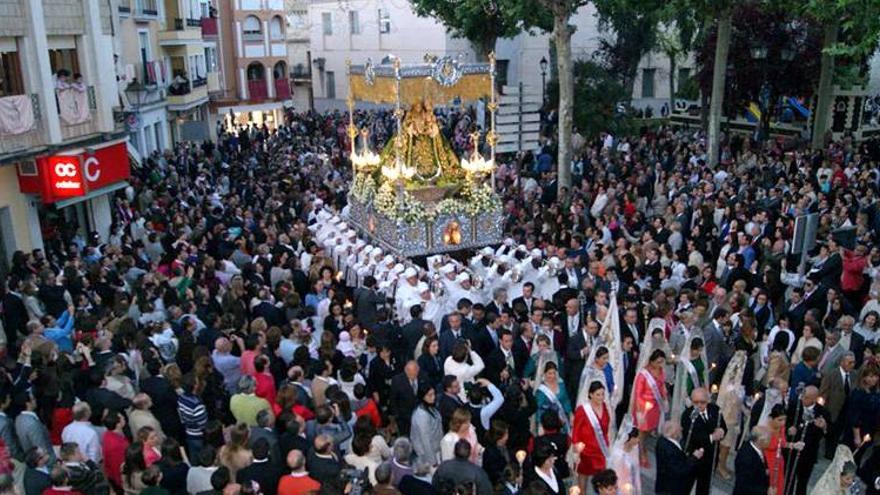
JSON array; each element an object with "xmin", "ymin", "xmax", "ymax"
[{"xmin": 55, "ymin": 181, "xmax": 129, "ymax": 209}]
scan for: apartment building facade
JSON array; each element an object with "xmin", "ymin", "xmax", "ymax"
[
  {"xmin": 211, "ymin": 0, "xmax": 292, "ymax": 131},
  {"xmin": 0, "ymin": 0, "xmax": 135, "ymax": 271}
]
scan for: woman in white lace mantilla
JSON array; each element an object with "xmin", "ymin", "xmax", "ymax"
[
  {"xmin": 608, "ymin": 415, "xmax": 641, "ymax": 495},
  {"xmin": 809, "ymin": 445, "xmax": 863, "ymax": 495}
]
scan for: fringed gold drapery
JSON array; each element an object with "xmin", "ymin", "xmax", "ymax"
[{"xmin": 349, "ymin": 73, "xmax": 491, "ymax": 105}]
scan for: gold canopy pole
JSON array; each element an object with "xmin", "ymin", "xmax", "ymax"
[
  {"xmin": 346, "ymin": 59, "xmax": 357, "ymax": 175},
  {"xmin": 487, "ymin": 52, "xmax": 498, "ymax": 190},
  {"xmin": 393, "ymin": 57, "xmax": 404, "ymax": 205}
]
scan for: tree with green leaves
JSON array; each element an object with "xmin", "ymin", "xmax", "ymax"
[
  {"xmin": 655, "ymin": 9, "xmax": 700, "ymax": 116},
  {"xmin": 537, "ymin": 0, "xmax": 588, "ymax": 191},
  {"xmin": 593, "ymin": 0, "xmax": 666, "ymax": 99},
  {"xmin": 409, "ymin": 0, "xmax": 550, "ymax": 61},
  {"xmin": 803, "ymin": 0, "xmax": 880, "ymax": 148}
]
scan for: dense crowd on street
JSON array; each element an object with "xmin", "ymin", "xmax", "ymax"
[{"xmin": 0, "ymin": 105, "xmax": 880, "ymax": 495}]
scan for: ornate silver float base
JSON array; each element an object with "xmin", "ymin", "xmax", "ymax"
[{"xmin": 346, "ymin": 196, "xmax": 504, "ymax": 257}]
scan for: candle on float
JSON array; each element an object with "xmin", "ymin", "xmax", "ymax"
[{"xmin": 515, "ymin": 450, "xmax": 527, "ymax": 465}]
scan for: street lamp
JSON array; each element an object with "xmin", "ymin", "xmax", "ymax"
[{"xmin": 539, "ymin": 56, "xmax": 548, "ymax": 103}]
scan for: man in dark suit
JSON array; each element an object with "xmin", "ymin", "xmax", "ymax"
[
  {"xmin": 485, "ymin": 286, "xmax": 512, "ymax": 318},
  {"xmin": 438, "ymin": 375, "xmax": 464, "ymax": 431},
  {"xmin": 388, "ymin": 361, "xmax": 426, "ymax": 436},
  {"xmin": 564, "ymin": 318, "xmax": 592, "ymax": 402},
  {"xmin": 352, "ymin": 276, "xmax": 386, "ymax": 329},
  {"xmin": 471, "ymin": 313, "xmax": 501, "ymax": 359},
  {"xmin": 819, "ymin": 351, "xmax": 855, "ymax": 460},
  {"xmin": 732, "ymin": 425, "xmax": 771, "ymax": 495},
  {"xmin": 656, "ymin": 422, "xmax": 702, "ymax": 495},
  {"xmin": 681, "ymin": 388, "xmax": 727, "ymax": 495},
  {"xmin": 237, "ymin": 438, "xmax": 283, "ymax": 495},
  {"xmin": 439, "ymin": 313, "xmax": 468, "ymax": 360},
  {"xmin": 620, "ymin": 307, "xmax": 644, "ymax": 344},
  {"xmin": 782, "ymin": 287, "xmax": 809, "ymax": 334},
  {"xmin": 511, "ymin": 322, "xmax": 533, "ymax": 378},
  {"xmin": 802, "ymin": 279, "xmax": 827, "ymax": 319},
  {"xmin": 557, "ymin": 298, "xmax": 582, "ymax": 340},
  {"xmin": 838, "ymin": 315, "xmax": 866, "ymax": 367},
  {"xmin": 249, "ymin": 410, "xmax": 282, "ymax": 466},
  {"xmin": 616, "ymin": 333, "xmax": 637, "ymax": 426},
  {"xmin": 251, "ymin": 289, "xmax": 285, "ymax": 327},
  {"xmin": 1, "ymin": 279, "xmax": 27, "ymax": 349},
  {"xmin": 140, "ymin": 359, "xmax": 183, "ymax": 441},
  {"xmin": 787, "ymin": 385, "xmax": 832, "ymax": 495},
  {"xmin": 401, "ymin": 306, "xmax": 429, "ymax": 362},
  {"xmin": 809, "ymin": 240, "xmax": 843, "ymax": 289},
  {"xmin": 23, "ymin": 446, "xmax": 51, "ymax": 495},
  {"xmin": 511, "ymin": 283, "xmax": 537, "ymax": 319},
  {"xmin": 484, "ymin": 329, "xmax": 515, "ymax": 388}
]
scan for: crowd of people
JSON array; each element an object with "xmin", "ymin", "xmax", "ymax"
[{"xmin": 0, "ymin": 106, "xmax": 879, "ymax": 495}]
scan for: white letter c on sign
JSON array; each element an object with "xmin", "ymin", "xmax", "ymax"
[{"xmin": 84, "ymin": 156, "xmax": 101, "ymax": 182}]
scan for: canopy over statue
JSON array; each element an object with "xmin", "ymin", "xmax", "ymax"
[
  {"xmin": 344, "ymin": 54, "xmax": 504, "ymax": 257},
  {"xmin": 348, "ymin": 56, "xmax": 493, "ymax": 105}
]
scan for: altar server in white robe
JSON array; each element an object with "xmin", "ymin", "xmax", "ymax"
[
  {"xmin": 447, "ymin": 272, "xmax": 480, "ymax": 309},
  {"xmin": 349, "ymin": 245, "xmax": 374, "ymax": 286},
  {"xmin": 520, "ymin": 249, "xmax": 544, "ymax": 287},
  {"xmin": 378, "ymin": 263, "xmax": 404, "ymax": 296},
  {"xmin": 537, "ymin": 257, "xmax": 563, "ymax": 301},
  {"xmin": 344, "ymin": 239, "xmax": 367, "ymax": 286},
  {"xmin": 394, "ymin": 267, "xmax": 422, "ymax": 321},
  {"xmin": 371, "ymin": 253, "xmax": 394, "ymax": 285},
  {"xmin": 469, "ymin": 247, "xmax": 495, "ymax": 279}
]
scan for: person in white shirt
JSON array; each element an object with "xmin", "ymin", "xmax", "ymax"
[
  {"xmin": 61, "ymin": 402, "xmax": 102, "ymax": 463},
  {"xmin": 443, "ymin": 342, "xmax": 485, "ymax": 401}
]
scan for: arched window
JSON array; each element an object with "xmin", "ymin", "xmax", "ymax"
[
  {"xmin": 247, "ymin": 62, "xmax": 265, "ymax": 81},
  {"xmin": 273, "ymin": 61, "xmax": 287, "ymax": 80},
  {"xmin": 269, "ymin": 16, "xmax": 284, "ymax": 40},
  {"xmin": 243, "ymin": 16, "xmax": 262, "ymax": 37}
]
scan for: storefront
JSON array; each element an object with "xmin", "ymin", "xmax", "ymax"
[{"xmin": 16, "ymin": 139, "xmax": 132, "ymax": 255}]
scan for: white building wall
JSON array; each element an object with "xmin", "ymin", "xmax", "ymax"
[{"xmin": 309, "ymin": 0, "xmax": 476, "ymax": 108}]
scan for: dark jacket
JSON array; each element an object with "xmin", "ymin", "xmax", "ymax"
[
  {"xmin": 237, "ymin": 458, "xmax": 284, "ymax": 495},
  {"xmin": 655, "ymin": 436, "xmax": 698, "ymax": 495},
  {"xmin": 23, "ymin": 467, "xmax": 50, "ymax": 495},
  {"xmin": 140, "ymin": 375, "xmax": 182, "ymax": 440},
  {"xmin": 399, "ymin": 475, "xmax": 437, "ymax": 495},
  {"xmin": 732, "ymin": 444, "xmax": 770, "ymax": 495},
  {"xmin": 432, "ymin": 458, "xmax": 492, "ymax": 495}
]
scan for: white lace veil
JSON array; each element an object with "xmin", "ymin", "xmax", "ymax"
[
  {"xmin": 671, "ymin": 328, "xmax": 710, "ymax": 423},
  {"xmin": 758, "ymin": 386, "xmax": 783, "ymax": 426},
  {"xmin": 809, "ymin": 445, "xmax": 854, "ymax": 495},
  {"xmin": 609, "ymin": 414, "xmax": 641, "ymax": 495},
  {"xmin": 716, "ymin": 350, "xmax": 747, "ymax": 447},
  {"xmin": 533, "ymin": 348, "xmax": 559, "ymax": 391},
  {"xmin": 628, "ymin": 321, "xmax": 670, "ymax": 415},
  {"xmin": 577, "ymin": 344, "xmax": 610, "ymax": 409}
]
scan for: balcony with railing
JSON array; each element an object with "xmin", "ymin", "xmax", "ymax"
[
  {"xmin": 290, "ymin": 65, "xmax": 311, "ymax": 82},
  {"xmin": 274, "ymin": 78, "xmax": 291, "ymax": 100},
  {"xmin": 201, "ymin": 16, "xmax": 218, "ymax": 37},
  {"xmin": 160, "ymin": 18, "xmax": 204, "ymax": 44},
  {"xmin": 59, "ymin": 86, "xmax": 100, "ymax": 141},
  {"xmin": 167, "ymin": 77, "xmax": 209, "ymax": 109},
  {"xmin": 0, "ymin": 94, "xmax": 45, "ymax": 156},
  {"xmin": 247, "ymin": 79, "xmax": 268, "ymax": 102}
]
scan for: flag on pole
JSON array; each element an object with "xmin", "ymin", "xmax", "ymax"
[{"xmin": 600, "ymin": 294, "xmax": 624, "ymax": 409}]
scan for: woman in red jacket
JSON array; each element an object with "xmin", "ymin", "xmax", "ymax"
[
  {"xmin": 571, "ymin": 381, "xmax": 610, "ymax": 495},
  {"xmin": 841, "ymin": 245, "xmax": 868, "ymax": 306}
]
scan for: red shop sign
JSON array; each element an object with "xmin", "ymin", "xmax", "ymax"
[
  {"xmin": 46, "ymin": 155, "xmax": 85, "ymax": 198},
  {"xmin": 18, "ymin": 141, "xmax": 131, "ymax": 203}
]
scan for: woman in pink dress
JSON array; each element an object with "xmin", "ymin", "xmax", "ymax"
[{"xmin": 632, "ymin": 349, "xmax": 668, "ymax": 466}]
